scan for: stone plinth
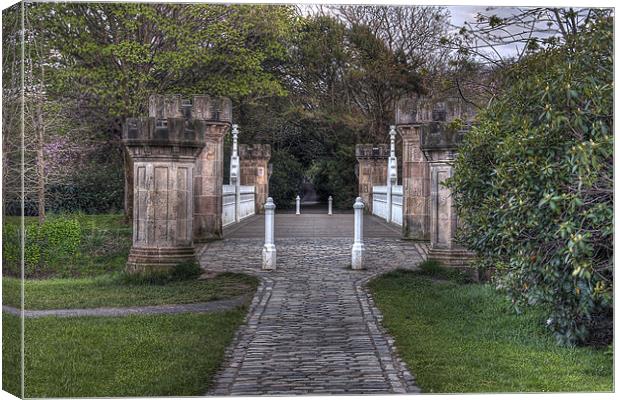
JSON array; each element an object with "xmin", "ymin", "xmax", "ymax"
[
  {"xmin": 420, "ymin": 123, "xmax": 474, "ymax": 269},
  {"xmin": 355, "ymin": 144, "xmax": 389, "ymax": 213},
  {"xmin": 239, "ymin": 144, "xmax": 271, "ymax": 213},
  {"xmin": 123, "ymin": 109, "xmax": 205, "ymax": 274},
  {"xmin": 190, "ymin": 96, "xmax": 232, "ymax": 242}
]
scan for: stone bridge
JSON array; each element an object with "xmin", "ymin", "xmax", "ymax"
[{"xmin": 200, "ymin": 212, "xmax": 427, "ymax": 395}]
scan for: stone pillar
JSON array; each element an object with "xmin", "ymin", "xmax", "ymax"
[
  {"xmin": 295, "ymin": 195, "xmax": 300, "ymax": 214},
  {"xmin": 123, "ymin": 96, "xmax": 205, "ymax": 274},
  {"xmin": 351, "ymin": 197, "xmax": 365, "ymax": 270},
  {"xmin": 355, "ymin": 144, "xmax": 389, "ymax": 213},
  {"xmin": 262, "ymin": 197, "xmax": 276, "ymax": 270},
  {"xmin": 328, "ymin": 196, "xmax": 333, "ymax": 215},
  {"xmin": 420, "ymin": 120, "xmax": 474, "ymax": 269},
  {"xmin": 239, "ymin": 143, "xmax": 271, "ymax": 213},
  {"xmin": 192, "ymin": 96, "xmax": 232, "ymax": 242},
  {"xmin": 396, "ymin": 96, "xmax": 432, "ymax": 241}
]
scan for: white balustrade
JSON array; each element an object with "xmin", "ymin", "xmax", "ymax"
[
  {"xmin": 328, "ymin": 196, "xmax": 333, "ymax": 215},
  {"xmin": 296, "ymin": 195, "xmax": 300, "ymax": 215}
]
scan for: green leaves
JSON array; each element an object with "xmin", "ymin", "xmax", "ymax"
[{"xmin": 448, "ymin": 15, "xmax": 613, "ymax": 346}]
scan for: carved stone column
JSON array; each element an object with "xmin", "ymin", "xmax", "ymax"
[
  {"xmin": 396, "ymin": 96, "xmax": 432, "ymax": 241},
  {"xmin": 123, "ymin": 96, "xmax": 206, "ymax": 274},
  {"xmin": 239, "ymin": 144, "xmax": 271, "ymax": 213},
  {"xmin": 355, "ymin": 144, "xmax": 389, "ymax": 213},
  {"xmin": 192, "ymin": 96, "xmax": 232, "ymax": 242},
  {"xmin": 421, "ymin": 122, "xmax": 474, "ymax": 268}
]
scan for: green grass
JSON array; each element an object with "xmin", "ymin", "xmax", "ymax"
[
  {"xmin": 368, "ymin": 269, "xmax": 613, "ymax": 393},
  {"xmin": 2, "ymin": 307, "xmax": 246, "ymax": 397},
  {"xmin": 3, "ymin": 272, "xmax": 258, "ymax": 310},
  {"xmin": 3, "ymin": 213, "xmax": 132, "ymax": 278},
  {"xmin": 2, "ymin": 312, "xmax": 22, "ymax": 397}
]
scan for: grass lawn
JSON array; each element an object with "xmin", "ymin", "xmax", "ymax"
[
  {"xmin": 3, "ymin": 307, "xmax": 246, "ymax": 397},
  {"xmin": 368, "ymin": 268, "xmax": 613, "ymax": 393},
  {"xmin": 3, "ymin": 213, "xmax": 132, "ymax": 278},
  {"xmin": 3, "ymin": 272, "xmax": 258, "ymax": 309}
]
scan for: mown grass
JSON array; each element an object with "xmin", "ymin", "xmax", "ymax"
[
  {"xmin": 2, "ymin": 312, "xmax": 22, "ymax": 397},
  {"xmin": 3, "ymin": 213, "xmax": 132, "ymax": 278},
  {"xmin": 368, "ymin": 267, "xmax": 613, "ymax": 393},
  {"xmin": 2, "ymin": 307, "xmax": 246, "ymax": 397},
  {"xmin": 3, "ymin": 272, "xmax": 258, "ymax": 310}
]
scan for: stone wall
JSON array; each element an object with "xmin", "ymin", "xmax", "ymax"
[
  {"xmin": 355, "ymin": 144, "xmax": 389, "ymax": 213},
  {"xmin": 239, "ymin": 144, "xmax": 271, "ymax": 213}
]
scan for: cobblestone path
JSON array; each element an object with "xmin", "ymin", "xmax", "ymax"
[{"xmin": 202, "ymin": 214, "xmax": 426, "ymax": 395}]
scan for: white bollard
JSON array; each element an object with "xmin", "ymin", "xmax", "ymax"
[
  {"xmin": 296, "ymin": 195, "xmax": 301, "ymax": 215},
  {"xmin": 328, "ymin": 196, "xmax": 333, "ymax": 215},
  {"xmin": 262, "ymin": 197, "xmax": 276, "ymax": 270},
  {"xmin": 351, "ymin": 197, "xmax": 365, "ymax": 270}
]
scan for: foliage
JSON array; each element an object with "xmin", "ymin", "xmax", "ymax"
[
  {"xmin": 3, "ymin": 214, "xmax": 131, "ymax": 278},
  {"xmin": 369, "ymin": 269, "xmax": 612, "ymax": 392},
  {"xmin": 3, "ymin": 216, "xmax": 82, "ymax": 276},
  {"xmin": 268, "ymin": 150, "xmax": 305, "ymax": 208},
  {"xmin": 307, "ymin": 146, "xmax": 357, "ymax": 209},
  {"xmin": 447, "ymin": 16, "xmax": 613, "ymax": 345},
  {"xmin": 12, "ymin": 309, "xmax": 247, "ymax": 397}
]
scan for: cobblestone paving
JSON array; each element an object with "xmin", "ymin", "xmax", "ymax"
[{"xmin": 202, "ymin": 214, "xmax": 427, "ymax": 395}]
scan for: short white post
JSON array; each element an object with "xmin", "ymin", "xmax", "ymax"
[
  {"xmin": 296, "ymin": 195, "xmax": 301, "ymax": 215},
  {"xmin": 328, "ymin": 196, "xmax": 333, "ymax": 215},
  {"xmin": 351, "ymin": 197, "xmax": 365, "ymax": 270},
  {"xmin": 262, "ymin": 197, "xmax": 276, "ymax": 270}
]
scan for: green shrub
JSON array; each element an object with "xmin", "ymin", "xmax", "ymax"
[
  {"xmin": 447, "ymin": 16, "xmax": 613, "ymax": 345},
  {"xmin": 268, "ymin": 149, "xmax": 305, "ymax": 208},
  {"xmin": 3, "ymin": 216, "xmax": 82, "ymax": 276}
]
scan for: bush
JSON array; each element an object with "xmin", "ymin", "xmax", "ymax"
[
  {"xmin": 268, "ymin": 149, "xmax": 305, "ymax": 208},
  {"xmin": 417, "ymin": 260, "xmax": 473, "ymax": 284},
  {"xmin": 447, "ymin": 16, "xmax": 613, "ymax": 345},
  {"xmin": 307, "ymin": 145, "xmax": 357, "ymax": 209},
  {"xmin": 3, "ymin": 216, "xmax": 82, "ymax": 276}
]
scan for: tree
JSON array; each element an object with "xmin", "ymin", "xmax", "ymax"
[
  {"xmin": 447, "ymin": 14, "xmax": 613, "ymax": 345},
  {"xmin": 28, "ymin": 3, "xmax": 297, "ymax": 218}
]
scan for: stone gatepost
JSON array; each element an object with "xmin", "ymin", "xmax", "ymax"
[
  {"xmin": 192, "ymin": 96, "xmax": 232, "ymax": 242},
  {"xmin": 419, "ymin": 101, "xmax": 475, "ymax": 269},
  {"xmin": 123, "ymin": 95, "xmax": 206, "ymax": 274},
  {"xmin": 396, "ymin": 96, "xmax": 432, "ymax": 241},
  {"xmin": 239, "ymin": 143, "xmax": 271, "ymax": 213},
  {"xmin": 355, "ymin": 144, "xmax": 389, "ymax": 213}
]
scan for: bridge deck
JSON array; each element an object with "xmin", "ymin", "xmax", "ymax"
[{"xmin": 224, "ymin": 213, "xmax": 401, "ymax": 239}]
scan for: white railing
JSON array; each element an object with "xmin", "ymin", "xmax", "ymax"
[
  {"xmin": 222, "ymin": 184, "xmax": 256, "ymax": 227},
  {"xmin": 391, "ymin": 185, "xmax": 403, "ymax": 226},
  {"xmin": 238, "ymin": 185, "xmax": 255, "ymax": 221},
  {"xmin": 372, "ymin": 186, "xmax": 389, "ymax": 221},
  {"xmin": 371, "ymin": 185, "xmax": 403, "ymax": 226}
]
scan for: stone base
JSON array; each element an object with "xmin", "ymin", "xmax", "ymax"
[
  {"xmin": 262, "ymin": 245, "xmax": 276, "ymax": 270},
  {"xmin": 427, "ymin": 247, "xmax": 475, "ymax": 269},
  {"xmin": 126, "ymin": 246, "xmax": 197, "ymax": 274},
  {"xmin": 351, "ymin": 244, "xmax": 365, "ymax": 270}
]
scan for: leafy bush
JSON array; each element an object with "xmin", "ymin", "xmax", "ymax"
[
  {"xmin": 307, "ymin": 145, "xmax": 357, "ymax": 209},
  {"xmin": 3, "ymin": 216, "xmax": 82, "ymax": 276},
  {"xmin": 268, "ymin": 149, "xmax": 305, "ymax": 208},
  {"xmin": 447, "ymin": 16, "xmax": 613, "ymax": 345}
]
